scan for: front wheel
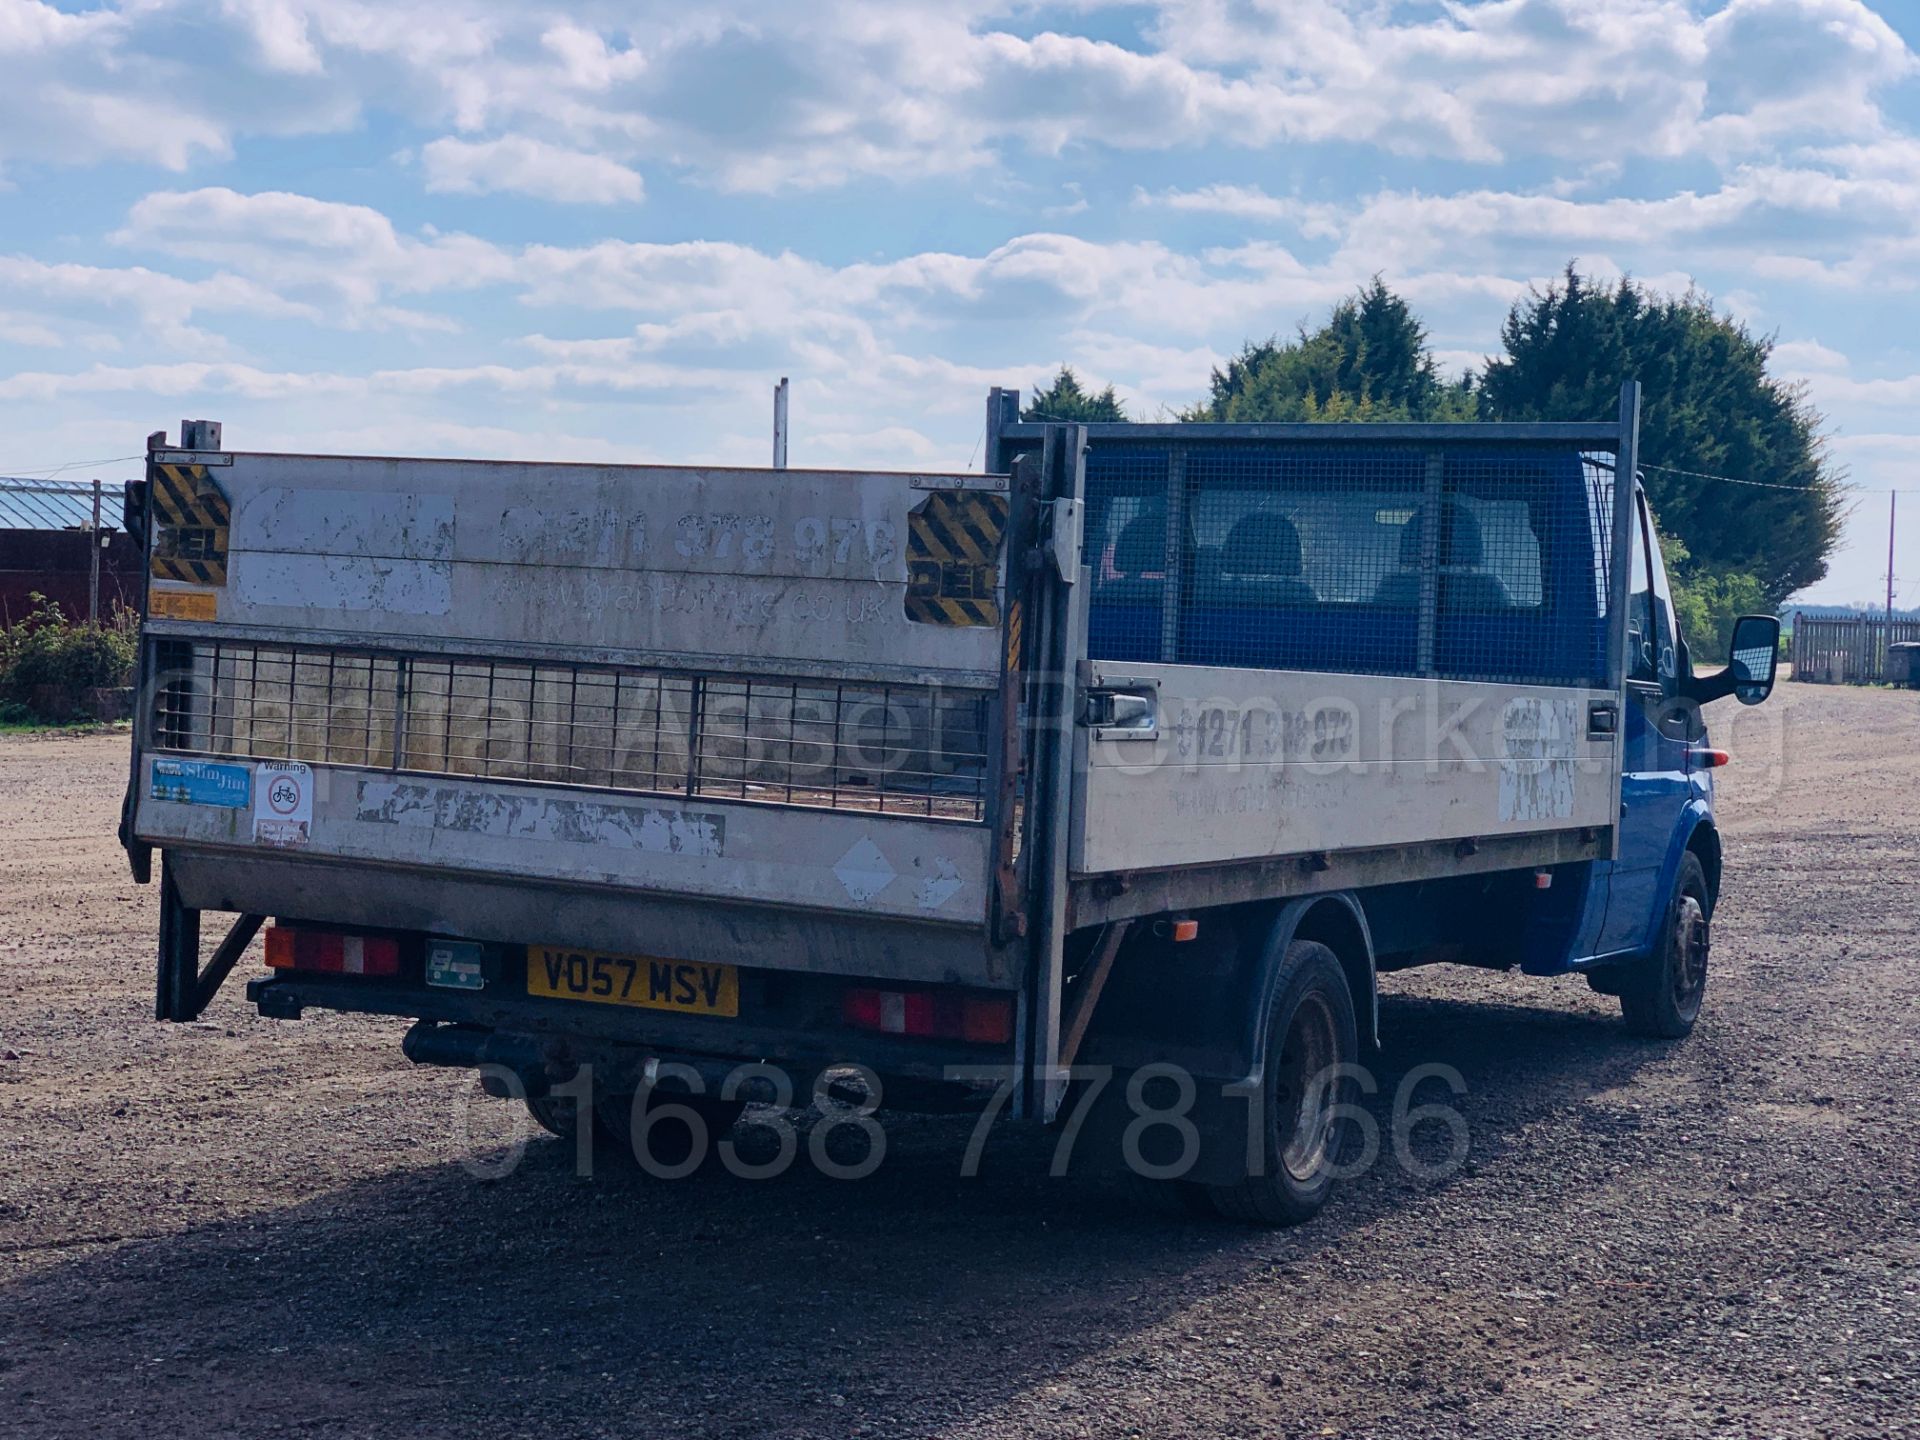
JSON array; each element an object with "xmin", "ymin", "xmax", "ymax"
[
  {"xmin": 1620, "ymin": 851, "xmax": 1711, "ymax": 1038},
  {"xmin": 1204, "ymin": 939, "xmax": 1358, "ymax": 1226}
]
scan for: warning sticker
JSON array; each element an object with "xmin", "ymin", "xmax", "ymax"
[
  {"xmin": 150, "ymin": 462, "xmax": 232, "ymax": 586},
  {"xmin": 253, "ymin": 761, "xmax": 314, "ymax": 848},
  {"xmin": 904, "ymin": 490, "xmax": 1008, "ymax": 627},
  {"xmin": 148, "ymin": 587, "xmax": 218, "ymax": 622}
]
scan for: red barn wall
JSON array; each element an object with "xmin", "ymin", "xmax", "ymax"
[{"xmin": 0, "ymin": 530, "xmax": 145, "ymax": 626}]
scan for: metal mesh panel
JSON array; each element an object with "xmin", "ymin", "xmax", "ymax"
[
  {"xmin": 1082, "ymin": 441, "xmax": 1614, "ymax": 686},
  {"xmin": 1083, "ymin": 447, "xmax": 1171, "ymax": 663},
  {"xmin": 1180, "ymin": 447, "xmax": 1427, "ymax": 675},
  {"xmin": 1433, "ymin": 451, "xmax": 1613, "ymax": 684},
  {"xmin": 156, "ymin": 644, "xmax": 402, "ymax": 765},
  {"xmin": 151, "ymin": 642, "xmax": 989, "ymax": 822}
]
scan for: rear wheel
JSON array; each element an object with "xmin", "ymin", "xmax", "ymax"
[
  {"xmin": 1620, "ymin": 851, "xmax": 1711, "ymax": 1038},
  {"xmin": 524, "ymin": 1087, "xmax": 746, "ymax": 1169},
  {"xmin": 595, "ymin": 1090, "xmax": 746, "ymax": 1170},
  {"xmin": 1204, "ymin": 939, "xmax": 1357, "ymax": 1227},
  {"xmin": 524, "ymin": 1091, "xmax": 582, "ymax": 1139}
]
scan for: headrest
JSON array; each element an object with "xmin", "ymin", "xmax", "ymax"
[
  {"xmin": 1113, "ymin": 515, "xmax": 1168, "ymax": 577},
  {"xmin": 1398, "ymin": 501, "xmax": 1485, "ymax": 569},
  {"xmin": 1221, "ymin": 511, "xmax": 1303, "ymax": 578}
]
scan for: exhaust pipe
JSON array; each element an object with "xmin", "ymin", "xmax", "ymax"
[{"xmin": 402, "ymin": 1022, "xmax": 556, "ymax": 1097}]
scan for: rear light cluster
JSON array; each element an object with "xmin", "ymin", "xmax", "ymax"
[
  {"xmin": 841, "ymin": 986, "xmax": 1012, "ymax": 1044},
  {"xmin": 264, "ymin": 926, "xmax": 400, "ymax": 976}
]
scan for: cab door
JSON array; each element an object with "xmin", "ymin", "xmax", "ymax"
[{"xmin": 1596, "ymin": 487, "xmax": 1693, "ymax": 955}]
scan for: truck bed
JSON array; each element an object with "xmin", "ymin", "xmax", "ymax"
[{"xmin": 133, "ymin": 450, "xmax": 1020, "ymax": 987}]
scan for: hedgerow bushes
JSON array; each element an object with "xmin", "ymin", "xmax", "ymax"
[{"xmin": 0, "ymin": 595, "xmax": 139, "ymax": 723}]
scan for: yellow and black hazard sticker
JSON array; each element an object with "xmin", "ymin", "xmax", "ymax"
[
  {"xmin": 149, "ymin": 463, "xmax": 231, "ymax": 585},
  {"xmin": 904, "ymin": 491, "xmax": 1009, "ymax": 627}
]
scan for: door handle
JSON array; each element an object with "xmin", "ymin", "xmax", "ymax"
[
  {"xmin": 1588, "ymin": 701, "xmax": 1619, "ymax": 739},
  {"xmin": 1084, "ymin": 683, "xmax": 1159, "ymax": 741}
]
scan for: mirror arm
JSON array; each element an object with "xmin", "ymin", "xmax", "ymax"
[{"xmin": 1685, "ymin": 667, "xmax": 1739, "ymax": 707}]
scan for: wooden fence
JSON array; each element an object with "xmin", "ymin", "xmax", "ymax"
[{"xmin": 1790, "ymin": 613, "xmax": 1920, "ymax": 685}]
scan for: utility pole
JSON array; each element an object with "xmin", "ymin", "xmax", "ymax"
[
  {"xmin": 89, "ymin": 479, "xmax": 102, "ymax": 624},
  {"xmin": 772, "ymin": 377, "xmax": 789, "ymax": 470},
  {"xmin": 1889, "ymin": 491, "xmax": 1898, "ymax": 626}
]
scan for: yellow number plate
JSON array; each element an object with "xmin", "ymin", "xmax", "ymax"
[{"xmin": 526, "ymin": 947, "xmax": 739, "ymax": 1017}]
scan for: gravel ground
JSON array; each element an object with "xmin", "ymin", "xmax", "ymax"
[{"xmin": 1, "ymin": 682, "xmax": 1916, "ymax": 1439}]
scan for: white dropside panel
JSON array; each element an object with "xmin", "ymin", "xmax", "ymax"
[
  {"xmin": 1072, "ymin": 663, "xmax": 1617, "ymax": 875},
  {"xmin": 136, "ymin": 757, "xmax": 993, "ymax": 926}
]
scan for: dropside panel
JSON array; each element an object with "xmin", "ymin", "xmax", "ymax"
[{"xmin": 1072, "ymin": 664, "xmax": 1617, "ymax": 875}]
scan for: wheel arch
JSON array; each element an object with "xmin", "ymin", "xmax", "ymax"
[
  {"xmin": 1685, "ymin": 818, "xmax": 1723, "ymax": 914},
  {"xmin": 1282, "ymin": 893, "xmax": 1378, "ymax": 1052},
  {"xmin": 1071, "ymin": 891, "xmax": 1378, "ymax": 1191},
  {"xmin": 1079, "ymin": 891, "xmax": 1378, "ymax": 1086}
]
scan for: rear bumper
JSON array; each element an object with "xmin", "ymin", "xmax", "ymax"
[{"xmin": 243, "ymin": 969, "xmax": 1006, "ymax": 1087}]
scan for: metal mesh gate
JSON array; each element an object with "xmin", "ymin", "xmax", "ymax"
[{"xmin": 150, "ymin": 641, "xmax": 992, "ymax": 821}]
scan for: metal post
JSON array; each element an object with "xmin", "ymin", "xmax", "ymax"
[
  {"xmin": 1416, "ymin": 451, "xmax": 1444, "ymax": 676},
  {"xmin": 1016, "ymin": 424, "xmax": 1087, "ymax": 1123},
  {"xmin": 89, "ymin": 479, "xmax": 102, "ymax": 624},
  {"xmin": 1606, "ymin": 381, "xmax": 1642, "ymax": 696},
  {"xmin": 772, "ymin": 377, "xmax": 789, "ymax": 470},
  {"xmin": 1606, "ymin": 381, "xmax": 1642, "ymax": 864},
  {"xmin": 1159, "ymin": 446, "xmax": 1187, "ymax": 663},
  {"xmin": 985, "ymin": 388, "xmax": 1020, "ymax": 475},
  {"xmin": 1889, "ymin": 492, "xmax": 1897, "ymax": 627}
]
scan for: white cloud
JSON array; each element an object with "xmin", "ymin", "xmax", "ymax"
[
  {"xmin": 1772, "ymin": 339, "xmax": 1852, "ymax": 373},
  {"xmin": 0, "ymin": 256, "xmax": 326, "ymax": 353},
  {"xmin": 111, "ymin": 187, "xmax": 515, "ymax": 330},
  {"xmin": 1143, "ymin": 140, "xmax": 1920, "ymax": 290},
  {"xmin": 2, "ymin": 1, "xmax": 1913, "ymax": 194},
  {"xmin": 420, "ymin": 134, "xmax": 645, "ymax": 204}
]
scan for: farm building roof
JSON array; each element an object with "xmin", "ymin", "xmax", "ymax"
[{"xmin": 0, "ymin": 477, "xmax": 115, "ymax": 532}]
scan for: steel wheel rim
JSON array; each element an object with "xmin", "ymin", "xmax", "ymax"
[
  {"xmin": 1672, "ymin": 894, "xmax": 1709, "ymax": 1019},
  {"xmin": 1274, "ymin": 992, "xmax": 1339, "ymax": 1184}
]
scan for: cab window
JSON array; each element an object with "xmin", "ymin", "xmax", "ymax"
[
  {"xmin": 1644, "ymin": 508, "xmax": 1683, "ymax": 687},
  {"xmin": 1626, "ymin": 498, "xmax": 1656, "ymax": 685}
]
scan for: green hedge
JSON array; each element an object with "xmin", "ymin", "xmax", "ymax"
[{"xmin": 0, "ymin": 595, "xmax": 139, "ymax": 714}]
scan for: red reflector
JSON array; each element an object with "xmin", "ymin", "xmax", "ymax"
[
  {"xmin": 1689, "ymin": 747, "xmax": 1732, "ymax": 769},
  {"xmin": 1170, "ymin": 918, "xmax": 1200, "ymax": 942},
  {"xmin": 263, "ymin": 926, "xmax": 400, "ymax": 976},
  {"xmin": 842, "ymin": 986, "xmax": 1012, "ymax": 1044},
  {"xmin": 842, "ymin": 987, "xmax": 884, "ymax": 1030},
  {"xmin": 960, "ymin": 995, "xmax": 1013, "ymax": 1045}
]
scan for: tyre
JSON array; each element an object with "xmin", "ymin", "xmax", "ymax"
[
  {"xmin": 592, "ymin": 1090, "xmax": 746, "ymax": 1171},
  {"xmin": 1620, "ymin": 851, "xmax": 1711, "ymax": 1039},
  {"xmin": 524, "ymin": 1087, "xmax": 746, "ymax": 1170},
  {"xmin": 1203, "ymin": 939, "xmax": 1358, "ymax": 1227}
]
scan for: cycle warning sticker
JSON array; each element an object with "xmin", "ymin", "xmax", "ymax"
[{"xmin": 253, "ymin": 761, "xmax": 314, "ymax": 848}]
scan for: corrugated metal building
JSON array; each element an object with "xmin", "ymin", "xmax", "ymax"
[{"xmin": 0, "ymin": 477, "xmax": 143, "ymax": 625}]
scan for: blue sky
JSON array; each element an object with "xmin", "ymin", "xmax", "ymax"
[{"xmin": 1, "ymin": 0, "xmax": 1917, "ymax": 604}]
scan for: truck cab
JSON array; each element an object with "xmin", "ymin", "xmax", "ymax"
[{"xmin": 1576, "ymin": 479, "xmax": 1779, "ymax": 1030}]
